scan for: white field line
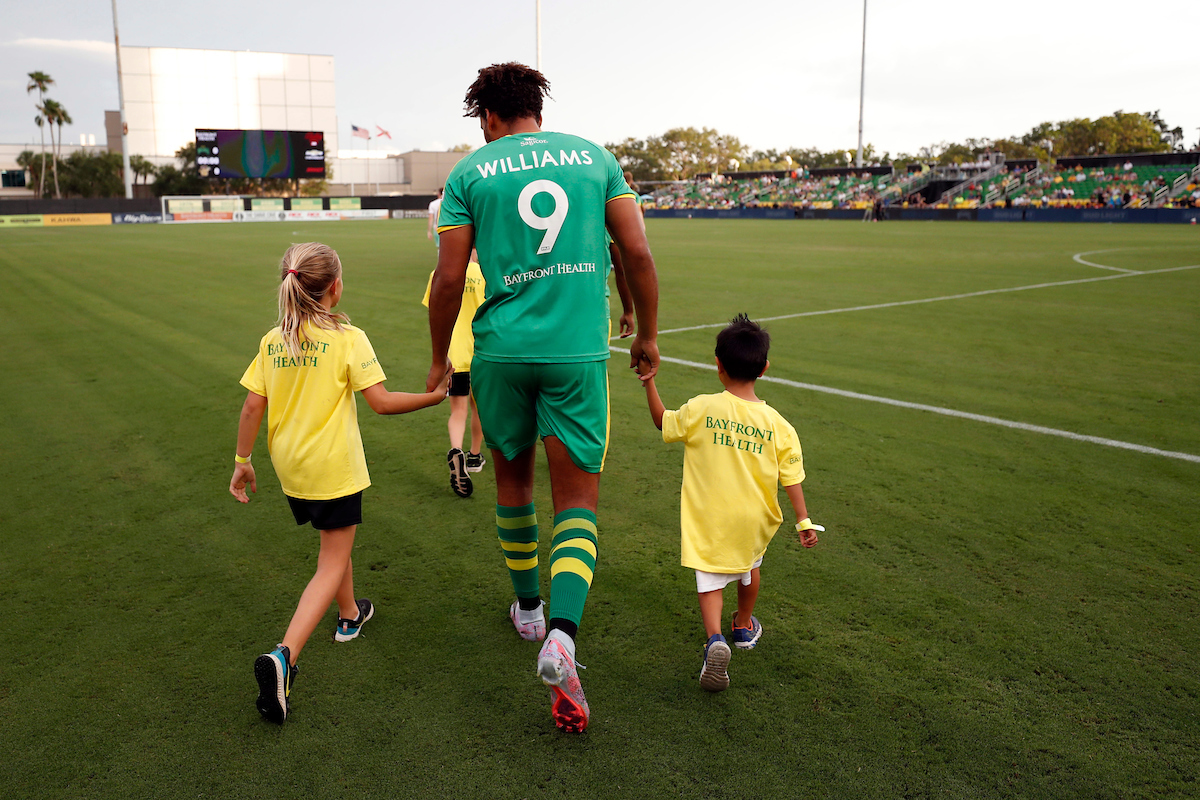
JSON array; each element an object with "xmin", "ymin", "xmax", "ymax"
[
  {"xmin": 1072, "ymin": 249, "xmax": 1141, "ymax": 273},
  {"xmin": 613, "ymin": 348, "xmax": 1200, "ymax": 464},
  {"xmin": 619, "ymin": 251, "xmax": 1200, "ymax": 461},
  {"xmin": 648, "ymin": 263, "xmax": 1200, "ymax": 336}
]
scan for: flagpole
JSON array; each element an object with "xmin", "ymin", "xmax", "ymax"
[
  {"xmin": 112, "ymin": 0, "xmax": 133, "ymax": 199},
  {"xmin": 855, "ymin": 0, "xmax": 867, "ymax": 169}
]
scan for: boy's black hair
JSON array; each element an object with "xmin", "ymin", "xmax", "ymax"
[
  {"xmin": 715, "ymin": 313, "xmax": 769, "ymax": 381},
  {"xmin": 463, "ymin": 63, "xmax": 551, "ymax": 122}
]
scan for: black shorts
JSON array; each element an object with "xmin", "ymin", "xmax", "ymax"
[
  {"xmin": 287, "ymin": 491, "xmax": 363, "ymax": 530},
  {"xmin": 449, "ymin": 370, "xmax": 471, "ymax": 397}
]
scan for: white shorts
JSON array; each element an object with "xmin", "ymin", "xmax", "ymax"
[{"xmin": 695, "ymin": 557, "xmax": 763, "ymax": 593}]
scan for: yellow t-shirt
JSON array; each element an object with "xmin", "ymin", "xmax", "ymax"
[
  {"xmin": 661, "ymin": 391, "xmax": 805, "ymax": 573},
  {"xmin": 422, "ymin": 261, "xmax": 485, "ymax": 373},
  {"xmin": 240, "ymin": 323, "xmax": 386, "ymax": 500}
]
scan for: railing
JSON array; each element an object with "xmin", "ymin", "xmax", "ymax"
[
  {"xmin": 884, "ymin": 169, "xmax": 933, "ymax": 200},
  {"xmin": 939, "ymin": 161, "xmax": 1007, "ymax": 205},
  {"xmin": 1167, "ymin": 164, "xmax": 1200, "ymax": 201},
  {"xmin": 982, "ymin": 166, "xmax": 1039, "ymax": 206}
]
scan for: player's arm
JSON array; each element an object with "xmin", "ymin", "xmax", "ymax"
[
  {"xmin": 642, "ymin": 374, "xmax": 665, "ymax": 430},
  {"xmin": 784, "ymin": 482, "xmax": 821, "ymax": 548},
  {"xmin": 361, "ymin": 374, "xmax": 449, "ymax": 415},
  {"xmin": 426, "ymin": 224, "xmax": 473, "ymax": 391},
  {"xmin": 426, "ymin": 208, "xmax": 436, "ymax": 239},
  {"xmin": 609, "ymin": 241, "xmax": 635, "ymax": 338},
  {"xmin": 606, "ymin": 196, "xmax": 659, "ymax": 380},
  {"xmin": 230, "ymin": 390, "xmax": 266, "ymax": 503}
]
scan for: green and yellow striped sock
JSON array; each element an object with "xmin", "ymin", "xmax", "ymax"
[
  {"xmin": 497, "ymin": 503, "xmax": 539, "ymax": 602},
  {"xmin": 548, "ymin": 509, "xmax": 598, "ymax": 632}
]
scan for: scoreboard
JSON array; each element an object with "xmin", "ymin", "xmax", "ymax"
[{"xmin": 196, "ymin": 129, "xmax": 325, "ymax": 179}]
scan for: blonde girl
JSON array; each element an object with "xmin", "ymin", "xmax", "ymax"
[{"xmin": 229, "ymin": 242, "xmax": 449, "ymax": 724}]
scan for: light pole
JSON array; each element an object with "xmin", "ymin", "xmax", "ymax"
[
  {"xmin": 112, "ymin": 0, "xmax": 132, "ymax": 199},
  {"xmin": 855, "ymin": 0, "xmax": 867, "ymax": 169}
]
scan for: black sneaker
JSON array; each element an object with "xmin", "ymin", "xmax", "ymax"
[
  {"xmin": 254, "ymin": 644, "xmax": 298, "ymax": 723},
  {"xmin": 334, "ymin": 598, "xmax": 374, "ymax": 642},
  {"xmin": 448, "ymin": 448, "xmax": 473, "ymax": 498},
  {"xmin": 465, "ymin": 452, "xmax": 486, "ymax": 473}
]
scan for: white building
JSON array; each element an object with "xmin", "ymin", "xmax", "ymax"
[
  {"xmin": 1, "ymin": 45, "xmax": 465, "ymax": 197},
  {"xmin": 119, "ymin": 46, "xmax": 338, "ymax": 164}
]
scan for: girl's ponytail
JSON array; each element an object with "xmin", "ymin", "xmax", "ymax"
[{"xmin": 277, "ymin": 242, "xmax": 348, "ymax": 358}]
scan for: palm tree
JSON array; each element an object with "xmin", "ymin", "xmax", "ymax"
[
  {"xmin": 129, "ymin": 155, "xmax": 154, "ymax": 188},
  {"xmin": 42, "ymin": 99, "xmax": 72, "ymax": 199},
  {"xmin": 26, "ymin": 71, "xmax": 54, "ymax": 197}
]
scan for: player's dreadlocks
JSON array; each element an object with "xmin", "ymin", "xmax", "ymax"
[{"xmin": 463, "ymin": 62, "xmax": 551, "ymax": 122}]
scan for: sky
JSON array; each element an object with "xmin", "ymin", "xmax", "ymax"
[{"xmin": 3, "ymin": 0, "xmax": 1198, "ymax": 159}]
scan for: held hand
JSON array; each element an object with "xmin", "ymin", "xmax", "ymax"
[
  {"xmin": 230, "ymin": 462, "xmax": 257, "ymax": 503},
  {"xmin": 426, "ymin": 358, "xmax": 452, "ymax": 393},
  {"xmin": 629, "ymin": 337, "xmax": 659, "ymax": 382},
  {"xmin": 433, "ymin": 365, "xmax": 453, "ymax": 401},
  {"xmin": 618, "ymin": 312, "xmax": 635, "ymax": 338}
]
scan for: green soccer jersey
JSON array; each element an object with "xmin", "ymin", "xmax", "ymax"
[{"xmin": 438, "ymin": 131, "xmax": 634, "ymax": 363}]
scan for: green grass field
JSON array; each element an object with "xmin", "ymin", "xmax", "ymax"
[{"xmin": 1, "ymin": 218, "xmax": 1197, "ymax": 799}]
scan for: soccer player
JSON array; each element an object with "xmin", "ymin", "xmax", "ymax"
[
  {"xmin": 421, "ymin": 250, "xmax": 487, "ymax": 497},
  {"xmin": 425, "ymin": 62, "xmax": 659, "ymax": 733},
  {"xmin": 426, "ymin": 188, "xmax": 443, "ymax": 247}
]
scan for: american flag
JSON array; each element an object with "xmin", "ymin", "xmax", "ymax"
[{"xmin": 351, "ymin": 124, "xmax": 370, "ymax": 140}]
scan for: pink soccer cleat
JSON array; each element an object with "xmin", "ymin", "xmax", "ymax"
[
  {"xmin": 537, "ymin": 635, "xmax": 589, "ymax": 733},
  {"xmin": 509, "ymin": 600, "xmax": 547, "ymax": 642}
]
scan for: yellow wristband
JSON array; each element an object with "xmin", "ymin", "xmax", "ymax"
[
  {"xmin": 796, "ymin": 518, "xmax": 824, "ymax": 533},
  {"xmin": 234, "ymin": 453, "xmax": 251, "ymax": 464}
]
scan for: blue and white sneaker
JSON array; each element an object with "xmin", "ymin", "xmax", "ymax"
[
  {"xmin": 334, "ymin": 598, "xmax": 374, "ymax": 642},
  {"xmin": 254, "ymin": 644, "xmax": 297, "ymax": 723},
  {"xmin": 699, "ymin": 634, "xmax": 731, "ymax": 692},
  {"xmin": 731, "ymin": 615, "xmax": 762, "ymax": 650}
]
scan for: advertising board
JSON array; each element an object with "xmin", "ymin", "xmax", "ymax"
[
  {"xmin": 233, "ymin": 210, "xmax": 288, "ymax": 222},
  {"xmin": 112, "ymin": 212, "xmax": 164, "ymax": 224},
  {"xmin": 170, "ymin": 211, "xmax": 234, "ymax": 223},
  {"xmin": 43, "ymin": 213, "xmax": 112, "ymax": 227},
  {"xmin": 0, "ymin": 214, "xmax": 44, "ymax": 227},
  {"xmin": 338, "ymin": 209, "xmax": 389, "ymax": 220},
  {"xmin": 283, "ymin": 210, "xmax": 340, "ymax": 221}
]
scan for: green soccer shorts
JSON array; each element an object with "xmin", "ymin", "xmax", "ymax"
[{"xmin": 471, "ymin": 358, "xmax": 610, "ymax": 473}]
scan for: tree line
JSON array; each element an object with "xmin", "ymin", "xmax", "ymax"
[
  {"xmin": 17, "ymin": 68, "xmax": 1191, "ymax": 195},
  {"xmin": 608, "ymin": 110, "xmax": 1192, "ymax": 182}
]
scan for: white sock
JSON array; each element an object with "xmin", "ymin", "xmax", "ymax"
[
  {"xmin": 517, "ymin": 600, "xmax": 544, "ymax": 625},
  {"xmin": 546, "ymin": 628, "xmax": 576, "ymax": 660}
]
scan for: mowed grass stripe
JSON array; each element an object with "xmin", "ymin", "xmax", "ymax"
[
  {"xmin": 621, "ymin": 347, "xmax": 1200, "ymax": 463},
  {"xmin": 0, "ymin": 219, "xmax": 1196, "ymax": 799}
]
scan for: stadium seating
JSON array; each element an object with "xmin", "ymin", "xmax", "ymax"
[{"xmin": 646, "ymin": 160, "xmax": 1200, "ymax": 212}]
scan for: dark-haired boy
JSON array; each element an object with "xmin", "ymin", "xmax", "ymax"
[
  {"xmin": 641, "ymin": 314, "xmax": 821, "ymax": 692},
  {"xmin": 425, "ymin": 62, "xmax": 659, "ymax": 732}
]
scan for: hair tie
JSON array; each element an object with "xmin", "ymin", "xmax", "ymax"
[{"xmin": 287, "ymin": 269, "xmax": 299, "ymax": 275}]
